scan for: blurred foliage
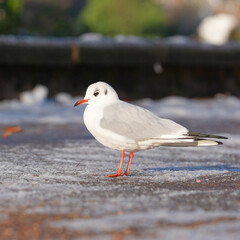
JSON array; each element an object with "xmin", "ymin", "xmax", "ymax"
[
  {"xmin": 230, "ymin": 27, "xmax": 240, "ymax": 41},
  {"xmin": 0, "ymin": 0, "xmax": 79, "ymax": 36},
  {"xmin": 0, "ymin": 0, "xmax": 239, "ymax": 40},
  {"xmin": 0, "ymin": 0, "xmax": 23, "ymax": 34},
  {"xmin": 20, "ymin": 3, "xmax": 75, "ymax": 36},
  {"xmin": 76, "ymin": 0, "xmax": 167, "ymax": 37},
  {"xmin": 165, "ymin": 5, "xmax": 201, "ymax": 36}
]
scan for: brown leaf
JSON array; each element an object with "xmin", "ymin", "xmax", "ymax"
[{"xmin": 2, "ymin": 126, "xmax": 23, "ymax": 138}]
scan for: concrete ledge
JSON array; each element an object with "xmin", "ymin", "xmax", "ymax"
[
  {"xmin": 0, "ymin": 35, "xmax": 240, "ymax": 100},
  {"xmin": 0, "ymin": 35, "xmax": 240, "ymax": 67}
]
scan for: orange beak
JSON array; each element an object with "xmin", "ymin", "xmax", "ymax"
[{"xmin": 74, "ymin": 99, "xmax": 89, "ymax": 107}]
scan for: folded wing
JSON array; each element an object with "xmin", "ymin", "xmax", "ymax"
[
  {"xmin": 100, "ymin": 102, "xmax": 188, "ymax": 141},
  {"xmin": 100, "ymin": 102, "xmax": 227, "ymax": 147}
]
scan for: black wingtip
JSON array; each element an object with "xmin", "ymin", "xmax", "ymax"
[
  {"xmin": 212, "ymin": 135, "xmax": 228, "ymax": 139},
  {"xmin": 187, "ymin": 131, "xmax": 228, "ymax": 140},
  {"xmin": 220, "ymin": 136, "xmax": 228, "ymax": 139}
]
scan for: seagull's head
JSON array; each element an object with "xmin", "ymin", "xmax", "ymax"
[{"xmin": 74, "ymin": 81, "xmax": 119, "ymax": 107}]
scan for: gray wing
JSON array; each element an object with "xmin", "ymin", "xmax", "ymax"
[{"xmin": 100, "ymin": 102, "xmax": 188, "ymax": 141}]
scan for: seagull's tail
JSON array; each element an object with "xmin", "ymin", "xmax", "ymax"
[
  {"xmin": 195, "ymin": 139, "xmax": 223, "ymax": 146},
  {"xmin": 159, "ymin": 139, "xmax": 222, "ymax": 147},
  {"xmin": 147, "ymin": 131, "xmax": 227, "ymax": 148},
  {"xmin": 150, "ymin": 131, "xmax": 227, "ymax": 147},
  {"xmin": 185, "ymin": 131, "xmax": 227, "ymax": 146}
]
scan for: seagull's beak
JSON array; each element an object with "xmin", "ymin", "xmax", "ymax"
[{"xmin": 74, "ymin": 99, "xmax": 89, "ymax": 107}]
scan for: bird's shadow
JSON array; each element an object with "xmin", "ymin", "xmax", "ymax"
[{"xmin": 146, "ymin": 164, "xmax": 240, "ymax": 172}]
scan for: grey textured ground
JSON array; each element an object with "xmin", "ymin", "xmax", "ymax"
[{"xmin": 0, "ymin": 119, "xmax": 239, "ymax": 240}]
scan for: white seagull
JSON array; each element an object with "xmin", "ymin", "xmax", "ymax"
[{"xmin": 74, "ymin": 82, "xmax": 227, "ymax": 177}]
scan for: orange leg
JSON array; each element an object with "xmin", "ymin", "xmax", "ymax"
[
  {"xmin": 105, "ymin": 150, "xmax": 125, "ymax": 177},
  {"xmin": 124, "ymin": 152, "xmax": 134, "ymax": 176}
]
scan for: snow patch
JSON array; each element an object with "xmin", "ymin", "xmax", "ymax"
[
  {"xmin": 0, "ymin": 85, "xmax": 240, "ymax": 125},
  {"xmin": 20, "ymin": 85, "xmax": 48, "ymax": 105}
]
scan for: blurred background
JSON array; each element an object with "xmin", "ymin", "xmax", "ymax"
[
  {"xmin": 0, "ymin": 0, "xmax": 240, "ymax": 100},
  {"xmin": 1, "ymin": 2, "xmax": 240, "ymax": 239},
  {"xmin": 0, "ymin": 0, "xmax": 240, "ymax": 39}
]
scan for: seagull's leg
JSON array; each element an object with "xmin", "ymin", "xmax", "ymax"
[
  {"xmin": 105, "ymin": 150, "xmax": 125, "ymax": 177},
  {"xmin": 124, "ymin": 152, "xmax": 134, "ymax": 176}
]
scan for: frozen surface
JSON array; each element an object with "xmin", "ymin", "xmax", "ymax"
[{"xmin": 0, "ymin": 86, "xmax": 239, "ymax": 239}]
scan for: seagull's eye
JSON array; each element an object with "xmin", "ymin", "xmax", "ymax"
[{"xmin": 94, "ymin": 90, "xmax": 99, "ymax": 97}]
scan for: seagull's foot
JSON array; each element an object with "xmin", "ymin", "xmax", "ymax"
[{"xmin": 105, "ymin": 171, "xmax": 124, "ymax": 177}]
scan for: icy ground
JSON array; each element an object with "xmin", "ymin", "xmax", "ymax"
[{"xmin": 0, "ymin": 85, "xmax": 239, "ymax": 239}]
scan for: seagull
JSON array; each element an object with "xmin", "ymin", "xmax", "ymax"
[{"xmin": 74, "ymin": 82, "xmax": 227, "ymax": 177}]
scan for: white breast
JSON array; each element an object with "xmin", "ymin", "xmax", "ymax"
[{"xmin": 83, "ymin": 103, "xmax": 139, "ymax": 152}]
